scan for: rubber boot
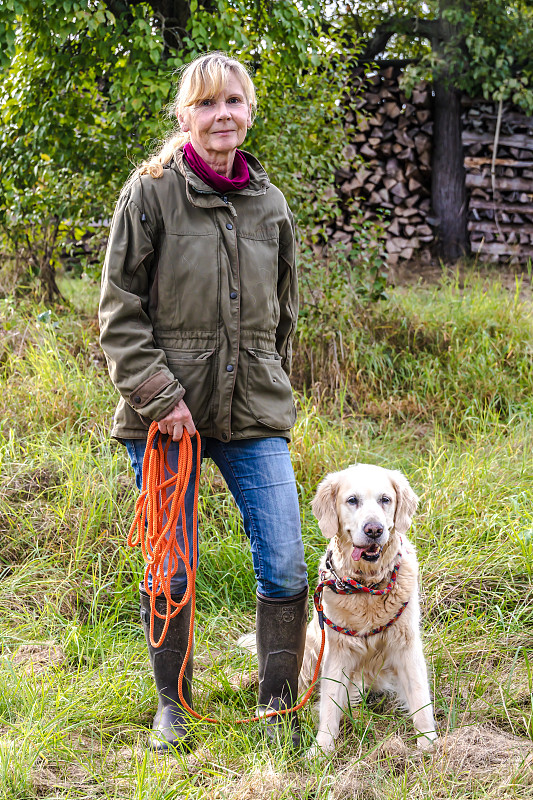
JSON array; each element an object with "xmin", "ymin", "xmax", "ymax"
[
  {"xmin": 139, "ymin": 585, "xmax": 194, "ymax": 752},
  {"xmin": 256, "ymin": 586, "xmax": 308, "ymax": 748}
]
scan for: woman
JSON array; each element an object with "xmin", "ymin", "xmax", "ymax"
[{"xmin": 99, "ymin": 52, "xmax": 308, "ymax": 752}]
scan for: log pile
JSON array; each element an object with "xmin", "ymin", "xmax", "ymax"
[
  {"xmin": 330, "ymin": 66, "xmax": 533, "ymax": 264},
  {"xmin": 332, "ymin": 65, "xmax": 434, "ymax": 265},
  {"xmin": 463, "ymin": 99, "xmax": 533, "ymax": 261}
]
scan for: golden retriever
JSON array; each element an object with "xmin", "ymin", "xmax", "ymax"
[{"xmin": 300, "ymin": 464, "xmax": 437, "ymax": 757}]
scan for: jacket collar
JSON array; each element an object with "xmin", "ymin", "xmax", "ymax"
[{"xmin": 172, "ymin": 148, "xmax": 270, "ymax": 209}]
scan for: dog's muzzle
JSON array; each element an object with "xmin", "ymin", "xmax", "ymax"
[
  {"xmin": 361, "ymin": 543, "xmax": 382, "ymax": 562},
  {"xmin": 363, "ymin": 521, "xmax": 384, "ymax": 539},
  {"xmin": 351, "ymin": 542, "xmax": 383, "ymax": 562},
  {"xmin": 352, "ymin": 521, "xmax": 387, "ymax": 562}
]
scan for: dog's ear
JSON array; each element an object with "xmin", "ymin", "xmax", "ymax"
[
  {"xmin": 388, "ymin": 470, "xmax": 419, "ymax": 534},
  {"xmin": 312, "ymin": 472, "xmax": 341, "ymax": 539}
]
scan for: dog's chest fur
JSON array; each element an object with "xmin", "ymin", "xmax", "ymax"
[{"xmin": 320, "ymin": 533, "xmax": 418, "ymax": 641}]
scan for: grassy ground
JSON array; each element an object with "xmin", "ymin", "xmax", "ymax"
[{"xmin": 0, "ymin": 272, "xmax": 532, "ymax": 799}]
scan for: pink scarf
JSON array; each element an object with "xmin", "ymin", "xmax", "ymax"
[{"xmin": 183, "ymin": 142, "xmax": 250, "ymax": 193}]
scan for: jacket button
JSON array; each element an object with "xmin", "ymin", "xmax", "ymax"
[
  {"xmin": 133, "ymin": 395, "xmax": 142, "ymax": 404},
  {"xmin": 230, "ymin": 291, "xmax": 238, "ymax": 299},
  {"xmin": 226, "ymin": 222, "xmax": 233, "ymax": 230},
  {"xmin": 222, "ymin": 196, "xmax": 228, "ymax": 203},
  {"xmin": 226, "ymin": 364, "xmax": 234, "ymax": 372},
  {"xmin": 222, "ymin": 432, "xmax": 228, "ymax": 440}
]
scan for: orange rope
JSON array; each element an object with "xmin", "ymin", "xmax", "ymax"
[{"xmin": 128, "ymin": 421, "xmax": 325, "ymax": 725}]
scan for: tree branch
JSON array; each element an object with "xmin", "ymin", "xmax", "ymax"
[{"xmin": 358, "ymin": 16, "xmax": 444, "ymax": 62}]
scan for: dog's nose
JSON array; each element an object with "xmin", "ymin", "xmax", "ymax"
[{"xmin": 364, "ymin": 521, "xmax": 384, "ymax": 539}]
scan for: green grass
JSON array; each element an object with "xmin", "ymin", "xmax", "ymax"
[
  {"xmin": 0, "ymin": 273, "xmax": 532, "ymax": 798},
  {"xmin": 295, "ymin": 272, "xmax": 533, "ymax": 438}
]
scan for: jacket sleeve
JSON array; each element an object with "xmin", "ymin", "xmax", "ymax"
[
  {"xmin": 98, "ymin": 187, "xmax": 185, "ymax": 422},
  {"xmin": 276, "ymin": 205, "xmax": 298, "ymax": 377}
]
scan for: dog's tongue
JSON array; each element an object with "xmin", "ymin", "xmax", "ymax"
[{"xmin": 351, "ymin": 546, "xmax": 366, "ymax": 561}]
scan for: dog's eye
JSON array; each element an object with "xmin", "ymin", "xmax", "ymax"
[
  {"xmin": 380, "ymin": 495, "xmax": 392, "ymax": 505},
  {"xmin": 347, "ymin": 496, "xmax": 359, "ymax": 506}
]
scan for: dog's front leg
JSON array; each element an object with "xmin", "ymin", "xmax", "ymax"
[
  {"xmin": 307, "ymin": 641, "xmax": 351, "ymax": 758},
  {"xmin": 394, "ymin": 639, "xmax": 437, "ymax": 750}
]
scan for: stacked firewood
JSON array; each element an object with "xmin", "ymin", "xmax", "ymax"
[
  {"xmin": 331, "ymin": 65, "xmax": 435, "ymax": 265},
  {"xmin": 330, "ymin": 66, "xmax": 533, "ymax": 264},
  {"xmin": 464, "ymin": 99, "xmax": 533, "ymax": 261}
]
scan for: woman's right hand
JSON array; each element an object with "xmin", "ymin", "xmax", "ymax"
[{"xmin": 157, "ymin": 399, "xmax": 196, "ymax": 441}]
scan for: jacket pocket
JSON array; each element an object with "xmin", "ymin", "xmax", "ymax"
[
  {"xmin": 245, "ymin": 348, "xmax": 297, "ymax": 430},
  {"xmin": 165, "ymin": 348, "xmax": 215, "ymax": 427}
]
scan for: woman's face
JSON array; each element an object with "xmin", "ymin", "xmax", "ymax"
[{"xmin": 179, "ymin": 73, "xmax": 252, "ymax": 162}]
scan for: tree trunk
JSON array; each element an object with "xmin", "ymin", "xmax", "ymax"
[
  {"xmin": 431, "ymin": 78, "xmax": 467, "ymax": 260},
  {"xmin": 430, "ymin": 0, "xmax": 468, "ymax": 262},
  {"xmin": 40, "ymin": 260, "xmax": 64, "ymax": 304}
]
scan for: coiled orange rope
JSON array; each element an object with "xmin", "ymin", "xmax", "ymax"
[
  {"xmin": 128, "ymin": 421, "xmax": 325, "ymax": 724},
  {"xmin": 127, "ymin": 423, "xmax": 201, "ymax": 648}
]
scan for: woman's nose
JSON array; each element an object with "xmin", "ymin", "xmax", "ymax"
[{"xmin": 215, "ymin": 101, "xmax": 231, "ymax": 119}]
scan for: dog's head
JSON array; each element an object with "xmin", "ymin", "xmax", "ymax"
[{"xmin": 312, "ymin": 464, "xmax": 418, "ymax": 563}]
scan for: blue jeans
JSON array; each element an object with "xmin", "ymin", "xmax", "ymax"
[{"xmin": 125, "ymin": 436, "xmax": 307, "ymax": 599}]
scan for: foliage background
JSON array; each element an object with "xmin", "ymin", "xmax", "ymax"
[{"xmin": 0, "ymin": 0, "xmax": 369, "ymax": 297}]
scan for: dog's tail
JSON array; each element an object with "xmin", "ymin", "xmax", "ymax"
[
  {"xmin": 237, "ymin": 631, "xmax": 257, "ymax": 655},
  {"xmin": 298, "ymin": 628, "xmax": 319, "ymax": 693}
]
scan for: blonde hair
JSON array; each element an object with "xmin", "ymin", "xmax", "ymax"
[{"xmin": 137, "ymin": 52, "xmax": 256, "ymax": 180}]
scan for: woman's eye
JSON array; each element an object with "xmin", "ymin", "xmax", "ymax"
[
  {"xmin": 347, "ymin": 496, "xmax": 358, "ymax": 506},
  {"xmin": 200, "ymin": 99, "xmax": 213, "ymax": 106}
]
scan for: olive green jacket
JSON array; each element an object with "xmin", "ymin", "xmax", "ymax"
[{"xmin": 98, "ymin": 149, "xmax": 298, "ymax": 442}]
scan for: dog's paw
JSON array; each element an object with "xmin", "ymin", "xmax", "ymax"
[
  {"xmin": 305, "ymin": 742, "xmax": 331, "ymax": 762},
  {"xmin": 306, "ymin": 732, "xmax": 336, "ymax": 761},
  {"xmin": 417, "ymin": 732, "xmax": 437, "ymax": 752}
]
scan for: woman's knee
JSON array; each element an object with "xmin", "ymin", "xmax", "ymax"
[{"xmin": 256, "ymin": 537, "xmax": 308, "ymax": 598}]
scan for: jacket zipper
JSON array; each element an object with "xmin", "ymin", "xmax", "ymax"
[{"xmin": 226, "ymin": 206, "xmax": 240, "ymax": 442}]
